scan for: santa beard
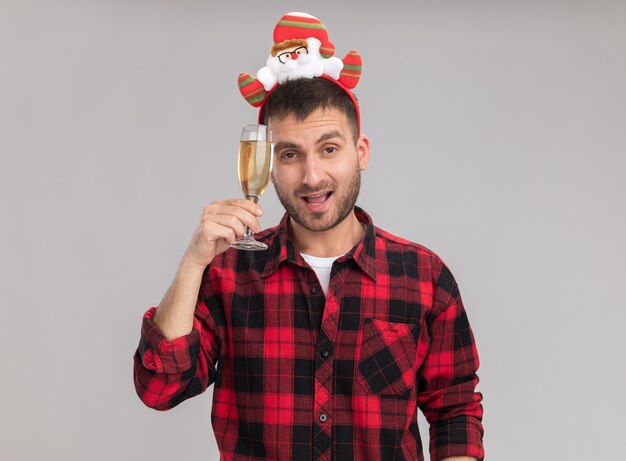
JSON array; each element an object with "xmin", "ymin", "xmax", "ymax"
[{"xmin": 273, "ymin": 165, "xmax": 362, "ymax": 233}]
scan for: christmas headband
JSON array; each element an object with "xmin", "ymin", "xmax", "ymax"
[{"xmin": 237, "ymin": 12, "xmax": 363, "ymax": 132}]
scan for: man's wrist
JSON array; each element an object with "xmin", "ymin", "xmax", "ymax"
[{"xmin": 180, "ymin": 251, "xmax": 211, "ymax": 275}]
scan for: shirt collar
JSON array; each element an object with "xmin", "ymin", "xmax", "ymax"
[{"xmin": 261, "ymin": 206, "xmax": 377, "ymax": 281}]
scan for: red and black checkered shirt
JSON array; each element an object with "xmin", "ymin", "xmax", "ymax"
[{"xmin": 134, "ymin": 207, "xmax": 484, "ymax": 460}]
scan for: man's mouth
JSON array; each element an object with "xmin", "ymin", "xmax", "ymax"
[{"xmin": 301, "ymin": 191, "xmax": 333, "ymax": 205}]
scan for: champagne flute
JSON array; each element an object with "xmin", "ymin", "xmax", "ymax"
[{"xmin": 230, "ymin": 124, "xmax": 273, "ymax": 251}]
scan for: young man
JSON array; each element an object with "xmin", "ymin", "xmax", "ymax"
[{"xmin": 134, "ymin": 13, "xmax": 484, "ymax": 461}]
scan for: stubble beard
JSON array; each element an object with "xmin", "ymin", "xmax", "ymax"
[{"xmin": 274, "ymin": 166, "xmax": 361, "ymax": 233}]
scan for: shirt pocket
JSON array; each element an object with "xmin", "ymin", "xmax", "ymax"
[{"xmin": 356, "ymin": 318, "xmax": 420, "ymax": 396}]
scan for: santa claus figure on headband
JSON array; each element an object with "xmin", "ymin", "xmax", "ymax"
[{"xmin": 238, "ymin": 12, "xmax": 362, "ymax": 108}]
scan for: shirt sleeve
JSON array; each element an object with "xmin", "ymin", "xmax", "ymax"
[
  {"xmin": 417, "ymin": 260, "xmax": 485, "ymax": 461},
  {"xmin": 133, "ymin": 290, "xmax": 221, "ymax": 411}
]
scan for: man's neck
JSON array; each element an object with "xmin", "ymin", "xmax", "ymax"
[{"xmin": 288, "ymin": 211, "xmax": 365, "ymax": 258}]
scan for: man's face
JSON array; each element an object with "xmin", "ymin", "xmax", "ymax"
[{"xmin": 270, "ymin": 107, "xmax": 370, "ymax": 232}]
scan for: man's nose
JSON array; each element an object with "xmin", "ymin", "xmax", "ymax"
[{"xmin": 302, "ymin": 156, "xmax": 322, "ymax": 185}]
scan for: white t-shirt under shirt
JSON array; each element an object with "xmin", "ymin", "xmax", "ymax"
[{"xmin": 300, "ymin": 253, "xmax": 344, "ymax": 295}]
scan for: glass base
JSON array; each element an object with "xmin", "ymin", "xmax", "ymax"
[{"xmin": 230, "ymin": 236, "xmax": 268, "ymax": 251}]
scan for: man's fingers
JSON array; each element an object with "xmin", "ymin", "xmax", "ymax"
[
  {"xmin": 203, "ymin": 210, "xmax": 260, "ymax": 234},
  {"xmin": 202, "ymin": 201, "xmax": 263, "ymax": 233},
  {"xmin": 208, "ymin": 222, "xmax": 238, "ymax": 244},
  {"xmin": 208, "ymin": 198, "xmax": 263, "ymax": 216},
  {"xmin": 207, "ymin": 214, "xmax": 247, "ymax": 238},
  {"xmin": 222, "ymin": 206, "xmax": 262, "ymax": 232}
]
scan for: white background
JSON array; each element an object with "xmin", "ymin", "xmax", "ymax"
[{"xmin": 1, "ymin": 1, "xmax": 625, "ymax": 459}]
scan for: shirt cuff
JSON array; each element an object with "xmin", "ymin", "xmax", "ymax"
[
  {"xmin": 430, "ymin": 415, "xmax": 485, "ymax": 461},
  {"xmin": 139, "ymin": 307, "xmax": 201, "ymax": 374}
]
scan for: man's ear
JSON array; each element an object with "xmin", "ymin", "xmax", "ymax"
[{"xmin": 356, "ymin": 134, "xmax": 370, "ymax": 171}]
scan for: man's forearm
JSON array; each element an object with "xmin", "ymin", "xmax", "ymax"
[{"xmin": 153, "ymin": 255, "xmax": 206, "ymax": 341}]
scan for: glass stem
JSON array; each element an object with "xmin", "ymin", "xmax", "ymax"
[{"xmin": 244, "ymin": 194, "xmax": 260, "ymax": 239}]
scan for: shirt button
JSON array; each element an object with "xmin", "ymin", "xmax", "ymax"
[
  {"xmin": 319, "ymin": 413, "xmax": 327, "ymax": 423},
  {"xmin": 321, "ymin": 349, "xmax": 329, "ymax": 358},
  {"xmin": 311, "ymin": 287, "xmax": 319, "ymax": 294}
]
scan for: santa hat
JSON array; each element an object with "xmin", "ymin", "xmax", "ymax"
[{"xmin": 273, "ymin": 12, "xmax": 335, "ymax": 58}]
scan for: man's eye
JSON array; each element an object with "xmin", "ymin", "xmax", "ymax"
[
  {"xmin": 282, "ymin": 152, "xmax": 296, "ymax": 159},
  {"xmin": 324, "ymin": 147, "xmax": 337, "ymax": 154}
]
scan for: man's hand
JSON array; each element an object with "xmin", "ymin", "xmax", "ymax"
[
  {"xmin": 153, "ymin": 199, "xmax": 263, "ymax": 340},
  {"xmin": 184, "ymin": 198, "xmax": 264, "ymax": 269}
]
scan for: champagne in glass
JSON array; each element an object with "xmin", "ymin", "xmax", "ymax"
[
  {"xmin": 239, "ymin": 139, "xmax": 272, "ymax": 199},
  {"xmin": 231, "ymin": 124, "xmax": 273, "ymax": 250}
]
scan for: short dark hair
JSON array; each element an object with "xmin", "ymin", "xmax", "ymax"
[{"xmin": 260, "ymin": 78, "xmax": 359, "ymax": 143}]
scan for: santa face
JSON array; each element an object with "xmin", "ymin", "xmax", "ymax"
[
  {"xmin": 266, "ymin": 38, "xmax": 325, "ymax": 84},
  {"xmin": 276, "ymin": 45, "xmax": 309, "ymax": 64}
]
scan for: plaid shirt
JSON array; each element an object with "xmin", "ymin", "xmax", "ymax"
[{"xmin": 134, "ymin": 207, "xmax": 484, "ymax": 461}]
